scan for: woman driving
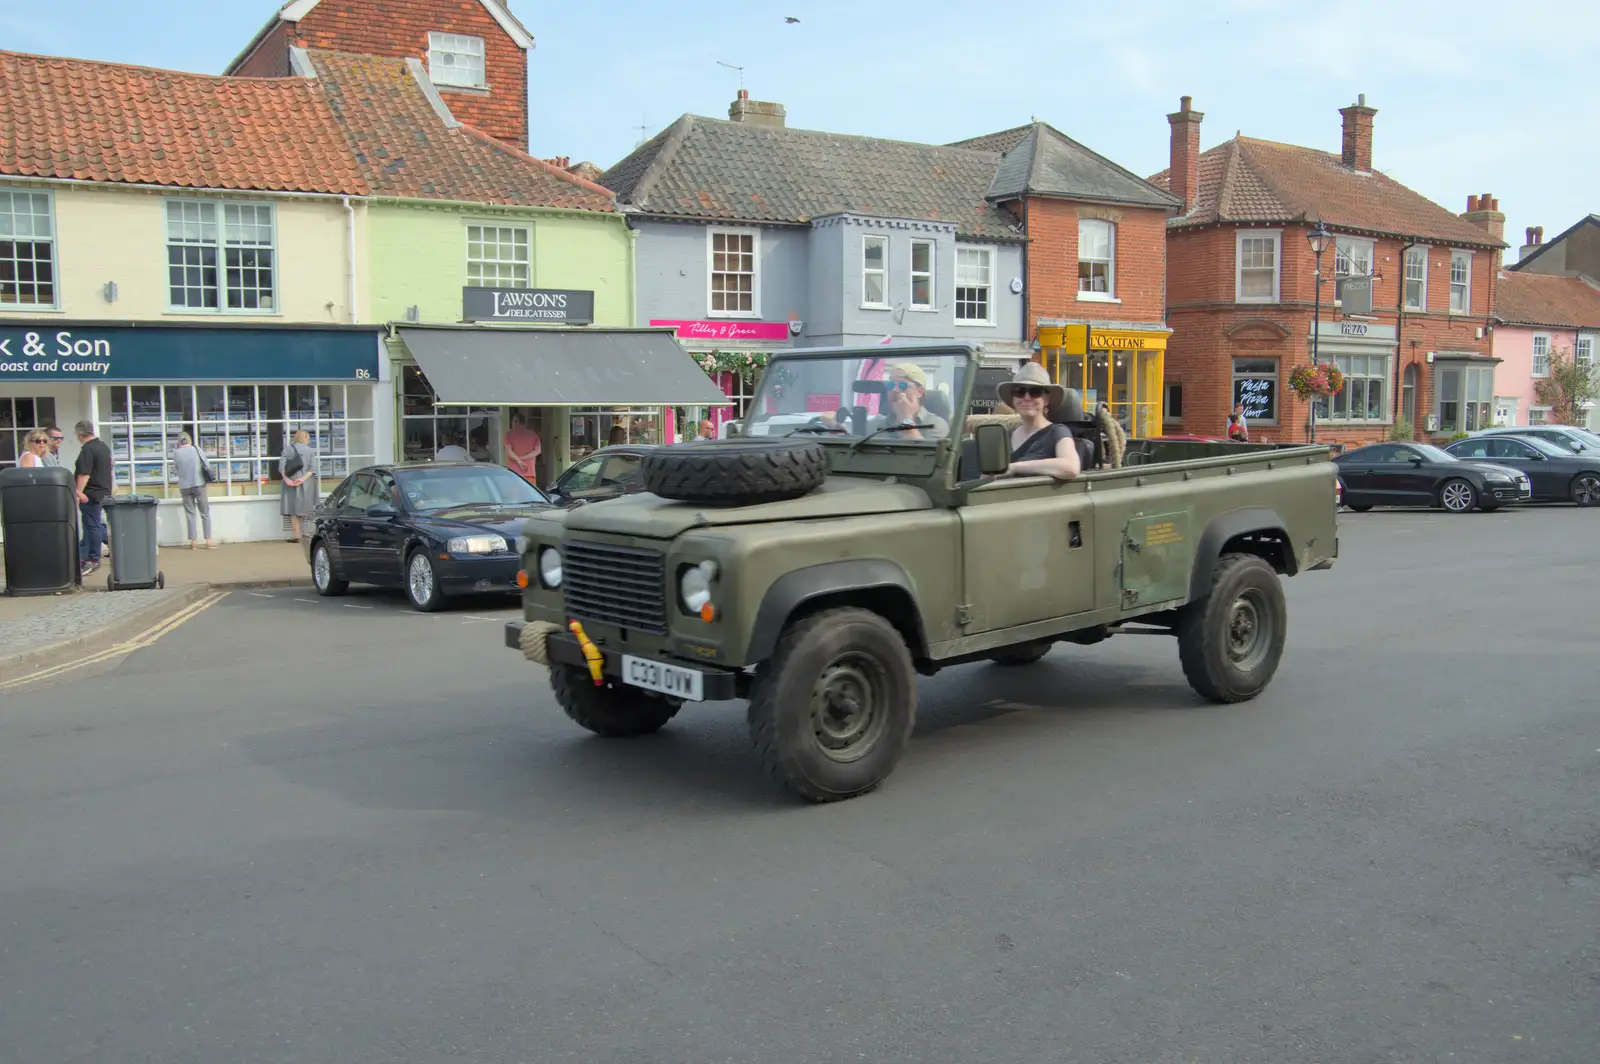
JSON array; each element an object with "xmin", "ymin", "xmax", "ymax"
[{"xmin": 996, "ymin": 363, "xmax": 1081, "ymax": 480}]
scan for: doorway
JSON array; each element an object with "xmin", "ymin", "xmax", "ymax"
[{"xmin": 1401, "ymin": 363, "xmax": 1419, "ymax": 431}]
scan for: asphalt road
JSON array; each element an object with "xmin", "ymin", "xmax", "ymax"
[{"xmin": 1, "ymin": 508, "xmax": 1596, "ymax": 1064}]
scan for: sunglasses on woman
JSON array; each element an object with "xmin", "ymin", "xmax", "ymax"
[{"xmin": 1013, "ymin": 386, "xmax": 1049, "ymax": 399}]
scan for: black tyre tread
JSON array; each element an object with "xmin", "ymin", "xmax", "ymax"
[
  {"xmin": 311, "ymin": 540, "xmax": 349, "ymax": 596},
  {"xmin": 641, "ymin": 438, "xmax": 828, "ymax": 505},
  {"xmin": 748, "ymin": 607, "xmax": 915, "ymax": 803},
  {"xmin": 550, "ymin": 664, "xmax": 680, "ymax": 737},
  {"xmin": 1345, "ymin": 504, "xmax": 1373, "ymax": 513},
  {"xmin": 989, "ymin": 641, "xmax": 1053, "ymax": 665},
  {"xmin": 1438, "ymin": 478, "xmax": 1478, "ymax": 513},
  {"xmin": 1176, "ymin": 553, "xmax": 1287, "ymax": 704}
]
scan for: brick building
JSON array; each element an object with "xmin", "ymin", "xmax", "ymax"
[
  {"xmin": 1150, "ymin": 95, "xmax": 1506, "ymax": 446},
  {"xmin": 226, "ymin": 0, "xmax": 535, "ymax": 149},
  {"xmin": 951, "ymin": 124, "xmax": 1180, "ymax": 436}
]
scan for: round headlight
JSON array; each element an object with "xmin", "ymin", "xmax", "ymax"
[
  {"xmin": 680, "ymin": 561, "xmax": 714, "ymax": 613},
  {"xmin": 538, "ymin": 546, "xmax": 563, "ymax": 588}
]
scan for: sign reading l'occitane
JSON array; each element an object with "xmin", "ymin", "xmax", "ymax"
[{"xmin": 1035, "ymin": 326, "xmax": 1168, "ymax": 354}]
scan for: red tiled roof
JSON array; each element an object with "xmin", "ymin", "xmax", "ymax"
[
  {"xmin": 308, "ymin": 51, "xmax": 613, "ymax": 211},
  {"xmin": 1493, "ymin": 271, "xmax": 1600, "ymax": 328},
  {"xmin": 0, "ymin": 49, "xmax": 368, "ymax": 195},
  {"xmin": 1150, "ymin": 136, "xmax": 1500, "ymax": 248}
]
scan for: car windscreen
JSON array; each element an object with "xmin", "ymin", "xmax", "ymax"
[
  {"xmin": 742, "ymin": 353, "xmax": 969, "ymax": 444},
  {"xmin": 396, "ymin": 467, "xmax": 548, "ymax": 511}
]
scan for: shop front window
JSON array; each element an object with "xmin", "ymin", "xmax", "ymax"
[
  {"xmin": 1232, "ymin": 358, "xmax": 1278, "ymax": 426},
  {"xmin": 97, "ymin": 383, "xmax": 373, "ymax": 499},
  {"xmin": 569, "ymin": 407, "xmax": 663, "ymax": 463},
  {"xmin": 400, "ymin": 365, "xmax": 500, "ymax": 464},
  {"xmin": 0, "ymin": 395, "xmax": 57, "ymax": 469},
  {"xmin": 1047, "ymin": 346, "xmax": 1164, "ymax": 438},
  {"xmin": 1434, "ymin": 363, "xmax": 1493, "ymax": 433},
  {"xmin": 1314, "ymin": 354, "xmax": 1389, "ymax": 424}
]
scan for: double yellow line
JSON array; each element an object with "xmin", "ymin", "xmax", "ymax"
[{"xmin": 0, "ymin": 590, "xmax": 229, "ymax": 691}]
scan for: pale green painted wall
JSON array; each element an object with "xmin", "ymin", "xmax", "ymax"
[{"xmin": 365, "ymin": 202, "xmax": 634, "ymax": 327}]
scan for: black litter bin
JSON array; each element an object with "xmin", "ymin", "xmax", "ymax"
[
  {"xmin": 102, "ymin": 494, "xmax": 165, "ymax": 591},
  {"xmin": 0, "ymin": 465, "xmax": 80, "ymax": 596}
]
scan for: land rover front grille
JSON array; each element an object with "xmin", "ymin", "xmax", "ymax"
[{"xmin": 563, "ymin": 541, "xmax": 668, "ymax": 634}]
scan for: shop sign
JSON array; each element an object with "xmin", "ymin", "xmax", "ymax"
[
  {"xmin": 1234, "ymin": 375, "xmax": 1277, "ymax": 421},
  {"xmin": 1035, "ymin": 325, "xmax": 1169, "ymax": 354},
  {"xmin": 968, "ymin": 366, "xmax": 1013, "ymax": 415},
  {"xmin": 1337, "ymin": 276, "xmax": 1374, "ymax": 316},
  {"xmin": 1316, "ymin": 320, "xmax": 1395, "ymax": 342},
  {"xmin": 650, "ymin": 319, "xmax": 791, "ymax": 342},
  {"xmin": 0, "ymin": 325, "xmax": 381, "ymax": 382},
  {"xmin": 463, "ymin": 286, "xmax": 595, "ymax": 324}
]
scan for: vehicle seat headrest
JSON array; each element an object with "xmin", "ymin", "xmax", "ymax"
[{"xmin": 1055, "ymin": 388, "xmax": 1089, "ymax": 424}]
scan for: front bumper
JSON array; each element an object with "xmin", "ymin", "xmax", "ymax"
[
  {"xmin": 436, "ymin": 554, "xmax": 521, "ymax": 594},
  {"xmin": 504, "ymin": 621, "xmax": 742, "ymax": 700},
  {"xmin": 1485, "ymin": 479, "xmax": 1532, "ymax": 503}
]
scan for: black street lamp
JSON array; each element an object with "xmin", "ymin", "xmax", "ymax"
[{"xmin": 1305, "ymin": 221, "xmax": 1332, "ymax": 442}]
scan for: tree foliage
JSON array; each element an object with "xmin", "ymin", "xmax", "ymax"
[{"xmin": 1534, "ymin": 345, "xmax": 1600, "ymax": 425}]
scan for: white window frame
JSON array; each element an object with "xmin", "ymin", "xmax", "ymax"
[
  {"xmin": 706, "ymin": 227, "xmax": 760, "ymax": 318},
  {"xmin": 1232, "ymin": 357, "xmax": 1280, "ymax": 426},
  {"xmin": 1532, "ymin": 334, "xmax": 1551, "ymax": 378},
  {"xmin": 427, "ymin": 32, "xmax": 487, "ymax": 90},
  {"xmin": 1577, "ymin": 334, "xmax": 1595, "ymax": 371},
  {"xmin": 1235, "ymin": 229, "xmax": 1281, "ymax": 304},
  {"xmin": 1528, "ymin": 405, "xmax": 1551, "ymax": 425},
  {"xmin": 1434, "ymin": 362, "xmax": 1495, "ymax": 433},
  {"xmin": 908, "ymin": 239, "xmax": 935, "ymax": 311},
  {"xmin": 953, "ymin": 245, "xmax": 996, "ymax": 326},
  {"xmin": 164, "ymin": 198, "xmax": 279, "ymax": 315},
  {"xmin": 1333, "ymin": 236, "xmax": 1374, "ymax": 307},
  {"xmin": 1314, "ymin": 353, "xmax": 1391, "ymax": 425},
  {"xmin": 860, "ymin": 235, "xmax": 889, "ymax": 309},
  {"xmin": 466, "ymin": 222, "xmax": 531, "ymax": 288},
  {"xmin": 1403, "ymin": 245, "xmax": 1428, "ymax": 311},
  {"xmin": 1077, "ymin": 218, "xmax": 1116, "ymax": 301},
  {"xmin": 1449, "ymin": 250, "xmax": 1472, "ymax": 314},
  {"xmin": 0, "ymin": 187, "xmax": 59, "ymax": 310}
]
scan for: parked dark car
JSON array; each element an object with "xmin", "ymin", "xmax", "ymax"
[
  {"xmin": 545, "ymin": 444, "xmax": 657, "ymax": 507},
  {"xmin": 1334, "ymin": 442, "xmax": 1531, "ymax": 513},
  {"xmin": 305, "ymin": 462, "xmax": 555, "ymax": 611},
  {"xmin": 1446, "ymin": 434, "xmax": 1600, "ymax": 505},
  {"xmin": 1470, "ymin": 424, "xmax": 1600, "ymax": 456}
]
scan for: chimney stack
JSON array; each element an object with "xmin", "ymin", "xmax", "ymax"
[
  {"xmin": 1338, "ymin": 93, "xmax": 1377, "ymax": 172},
  {"xmin": 1166, "ymin": 95, "xmax": 1204, "ymax": 215},
  {"xmin": 1518, "ymin": 225, "xmax": 1544, "ymax": 263},
  {"xmin": 1461, "ymin": 193, "xmax": 1505, "ymax": 244},
  {"xmin": 729, "ymin": 88, "xmax": 786, "ymax": 128}
]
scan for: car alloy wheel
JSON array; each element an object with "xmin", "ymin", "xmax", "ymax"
[
  {"xmin": 313, "ymin": 547, "xmax": 331, "ymax": 590},
  {"xmin": 407, "ymin": 551, "xmax": 440, "ymax": 611},
  {"xmin": 1572, "ymin": 473, "xmax": 1600, "ymax": 507},
  {"xmin": 1440, "ymin": 479, "xmax": 1476, "ymax": 513}
]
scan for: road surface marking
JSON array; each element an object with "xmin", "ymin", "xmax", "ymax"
[
  {"xmin": 0, "ymin": 591, "xmax": 229, "ymax": 691},
  {"xmin": 293, "ymin": 598, "xmax": 319, "ymax": 603},
  {"xmin": 248, "ymin": 592, "xmax": 276, "ymax": 598},
  {"xmin": 343, "ymin": 603, "xmax": 375, "ymax": 610}
]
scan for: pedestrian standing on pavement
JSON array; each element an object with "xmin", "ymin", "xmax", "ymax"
[
  {"xmin": 73, "ymin": 420, "xmax": 113, "ymax": 577},
  {"xmin": 17, "ymin": 430, "xmax": 49, "ymax": 468},
  {"xmin": 1227, "ymin": 404, "xmax": 1250, "ymax": 442},
  {"xmin": 173, "ymin": 433, "xmax": 216, "ymax": 550},
  {"xmin": 42, "ymin": 424, "xmax": 64, "ymax": 467},
  {"xmin": 279, "ymin": 429, "xmax": 318, "ymax": 544},
  {"xmin": 503, "ymin": 411, "xmax": 541, "ymax": 483}
]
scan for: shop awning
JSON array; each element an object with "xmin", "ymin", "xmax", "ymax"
[{"xmin": 396, "ymin": 326, "xmax": 732, "ymax": 407}]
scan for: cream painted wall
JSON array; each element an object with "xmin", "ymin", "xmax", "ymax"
[
  {"xmin": 366, "ymin": 202, "xmax": 633, "ymax": 325},
  {"xmin": 0, "ymin": 181, "xmax": 366, "ymax": 325}
]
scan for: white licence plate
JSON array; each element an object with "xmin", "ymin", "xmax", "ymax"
[{"xmin": 621, "ymin": 655, "xmax": 704, "ymax": 701}]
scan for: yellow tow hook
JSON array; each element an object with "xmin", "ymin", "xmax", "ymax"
[{"xmin": 569, "ymin": 620, "xmax": 605, "ymax": 686}]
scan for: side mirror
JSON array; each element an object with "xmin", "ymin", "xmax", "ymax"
[
  {"xmin": 974, "ymin": 422, "xmax": 1011, "ymax": 476},
  {"xmin": 366, "ymin": 503, "xmax": 397, "ymax": 518},
  {"xmin": 1408, "ymin": 456, "xmax": 1424, "ymax": 467}
]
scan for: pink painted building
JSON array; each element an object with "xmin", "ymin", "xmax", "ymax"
[{"xmin": 1492, "ymin": 272, "xmax": 1600, "ymax": 428}]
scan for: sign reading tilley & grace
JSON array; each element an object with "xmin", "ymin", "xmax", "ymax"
[{"xmin": 463, "ymin": 287, "xmax": 596, "ymax": 324}]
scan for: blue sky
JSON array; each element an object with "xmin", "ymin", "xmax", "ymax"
[{"xmin": 2, "ymin": 0, "xmax": 1592, "ymax": 256}]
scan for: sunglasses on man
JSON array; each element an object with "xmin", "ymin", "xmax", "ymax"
[{"xmin": 887, "ymin": 379, "xmax": 919, "ymax": 392}]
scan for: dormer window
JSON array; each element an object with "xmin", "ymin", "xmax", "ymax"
[{"xmin": 428, "ymin": 32, "xmax": 486, "ymax": 89}]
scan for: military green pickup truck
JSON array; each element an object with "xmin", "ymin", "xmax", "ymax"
[{"xmin": 506, "ymin": 343, "xmax": 1338, "ymax": 803}]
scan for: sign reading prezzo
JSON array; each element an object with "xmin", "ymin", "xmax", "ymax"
[{"xmin": 463, "ymin": 287, "xmax": 595, "ymax": 324}]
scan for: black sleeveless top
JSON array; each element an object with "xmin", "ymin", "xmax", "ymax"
[{"xmin": 1011, "ymin": 424, "xmax": 1073, "ymax": 462}]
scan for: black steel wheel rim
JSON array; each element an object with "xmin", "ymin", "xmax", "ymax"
[
  {"xmin": 1226, "ymin": 588, "xmax": 1274, "ymax": 672},
  {"xmin": 809, "ymin": 651, "xmax": 892, "ymax": 763}
]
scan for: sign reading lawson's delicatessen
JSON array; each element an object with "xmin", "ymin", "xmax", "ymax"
[{"xmin": 463, "ymin": 287, "xmax": 595, "ymax": 325}]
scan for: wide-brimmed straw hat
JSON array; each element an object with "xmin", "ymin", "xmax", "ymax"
[{"xmin": 996, "ymin": 362, "xmax": 1065, "ymax": 410}]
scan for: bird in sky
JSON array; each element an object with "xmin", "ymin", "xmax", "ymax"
[{"xmin": 786, "ymin": 16, "xmax": 800, "ymax": 23}]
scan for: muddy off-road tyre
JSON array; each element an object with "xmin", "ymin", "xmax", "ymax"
[
  {"xmin": 551, "ymin": 664, "xmax": 680, "ymax": 737},
  {"xmin": 748, "ymin": 608, "xmax": 916, "ymax": 803},
  {"xmin": 1176, "ymin": 553, "xmax": 1287, "ymax": 704},
  {"xmin": 641, "ymin": 438, "xmax": 828, "ymax": 505}
]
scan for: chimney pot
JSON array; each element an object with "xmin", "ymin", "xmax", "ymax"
[
  {"xmin": 1462, "ymin": 192, "xmax": 1505, "ymax": 244},
  {"xmin": 1166, "ymin": 94, "xmax": 1204, "ymax": 215}
]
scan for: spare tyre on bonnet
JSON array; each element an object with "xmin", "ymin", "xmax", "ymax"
[{"xmin": 640, "ymin": 438, "xmax": 828, "ymax": 505}]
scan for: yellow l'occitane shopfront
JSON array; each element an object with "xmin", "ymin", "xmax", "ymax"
[{"xmin": 1036, "ymin": 324, "xmax": 1170, "ymax": 439}]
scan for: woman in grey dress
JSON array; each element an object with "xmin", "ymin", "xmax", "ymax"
[
  {"xmin": 279, "ymin": 429, "xmax": 319, "ymax": 542},
  {"xmin": 172, "ymin": 432, "xmax": 216, "ymax": 549}
]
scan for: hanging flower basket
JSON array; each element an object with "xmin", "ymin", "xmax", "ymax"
[
  {"xmin": 1289, "ymin": 362, "xmax": 1345, "ymax": 400},
  {"xmin": 693, "ymin": 349, "xmax": 771, "ymax": 379}
]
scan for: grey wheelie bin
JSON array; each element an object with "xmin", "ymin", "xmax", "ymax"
[
  {"xmin": 0, "ymin": 465, "xmax": 80, "ymax": 596},
  {"xmin": 102, "ymin": 494, "xmax": 165, "ymax": 591}
]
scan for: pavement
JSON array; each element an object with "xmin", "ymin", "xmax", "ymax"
[
  {"xmin": 0, "ymin": 540, "xmax": 308, "ymax": 681},
  {"xmin": 0, "ymin": 507, "xmax": 1595, "ymax": 1063}
]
